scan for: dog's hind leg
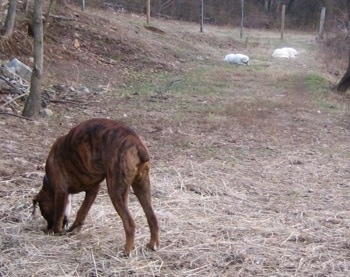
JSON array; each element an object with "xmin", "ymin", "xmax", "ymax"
[
  {"xmin": 132, "ymin": 162, "xmax": 159, "ymax": 251},
  {"xmin": 106, "ymin": 170, "xmax": 136, "ymax": 256}
]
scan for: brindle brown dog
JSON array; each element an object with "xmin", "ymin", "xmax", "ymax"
[{"xmin": 33, "ymin": 118, "xmax": 159, "ymax": 256}]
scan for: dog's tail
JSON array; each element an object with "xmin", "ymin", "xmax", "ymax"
[{"xmin": 137, "ymin": 144, "xmax": 150, "ymax": 164}]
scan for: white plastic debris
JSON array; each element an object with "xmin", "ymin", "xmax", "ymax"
[{"xmin": 5, "ymin": 58, "xmax": 32, "ymax": 81}]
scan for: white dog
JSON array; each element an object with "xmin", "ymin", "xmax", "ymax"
[
  {"xmin": 272, "ymin": 47, "xmax": 298, "ymax": 59},
  {"xmin": 224, "ymin": 53, "xmax": 250, "ymax": 65}
]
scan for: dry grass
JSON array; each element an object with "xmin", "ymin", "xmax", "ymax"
[{"xmin": 1, "ymin": 6, "xmax": 350, "ymax": 277}]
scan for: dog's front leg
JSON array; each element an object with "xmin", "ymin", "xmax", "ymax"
[
  {"xmin": 53, "ymin": 192, "xmax": 70, "ymax": 234},
  {"xmin": 68, "ymin": 185, "xmax": 100, "ymax": 233}
]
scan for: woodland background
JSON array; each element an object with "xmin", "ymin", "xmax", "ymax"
[{"xmin": 74, "ymin": 0, "xmax": 350, "ymax": 31}]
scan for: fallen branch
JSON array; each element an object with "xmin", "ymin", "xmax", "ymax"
[
  {"xmin": 47, "ymin": 99, "xmax": 84, "ymax": 104},
  {"xmin": 0, "ymin": 112, "xmax": 34, "ymax": 121},
  {"xmin": 0, "ymin": 70, "xmax": 30, "ymax": 96},
  {"xmin": 1, "ymin": 91, "xmax": 29, "ymax": 107},
  {"xmin": 0, "ymin": 75, "xmax": 29, "ymax": 94},
  {"xmin": 155, "ymin": 13, "xmax": 173, "ymax": 19},
  {"xmin": 96, "ymin": 57, "xmax": 117, "ymax": 65},
  {"xmin": 0, "ymin": 75, "xmax": 18, "ymax": 89},
  {"xmin": 47, "ymin": 14, "xmax": 77, "ymax": 21},
  {"xmin": 43, "ymin": 98, "xmax": 101, "ymax": 106},
  {"xmin": 165, "ymin": 79, "xmax": 182, "ymax": 89},
  {"xmin": 80, "ymin": 49, "xmax": 117, "ymax": 65},
  {"xmin": 147, "ymin": 127, "xmax": 163, "ymax": 133}
]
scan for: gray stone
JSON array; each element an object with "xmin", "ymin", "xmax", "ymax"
[{"xmin": 40, "ymin": 108, "xmax": 54, "ymax": 117}]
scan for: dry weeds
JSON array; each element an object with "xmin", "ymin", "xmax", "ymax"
[{"xmin": 1, "ymin": 5, "xmax": 350, "ymax": 277}]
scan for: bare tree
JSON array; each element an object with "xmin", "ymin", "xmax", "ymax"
[
  {"xmin": 335, "ymin": 0, "xmax": 350, "ymax": 93},
  {"xmin": 43, "ymin": 0, "xmax": 54, "ymax": 31},
  {"xmin": 286, "ymin": 0, "xmax": 296, "ymax": 14},
  {"xmin": 200, "ymin": 0, "xmax": 203, "ymax": 33},
  {"xmin": 146, "ymin": 0, "xmax": 150, "ymax": 24},
  {"xmin": 2, "ymin": 0, "xmax": 18, "ymax": 39},
  {"xmin": 264, "ymin": 0, "xmax": 269, "ymax": 13},
  {"xmin": 22, "ymin": 0, "xmax": 43, "ymax": 117},
  {"xmin": 240, "ymin": 0, "xmax": 244, "ymax": 38},
  {"xmin": 23, "ymin": 0, "xmax": 30, "ymax": 13}
]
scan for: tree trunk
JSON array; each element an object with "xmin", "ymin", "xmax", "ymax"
[
  {"xmin": 240, "ymin": 0, "xmax": 244, "ymax": 38},
  {"xmin": 20, "ymin": 0, "xmax": 30, "ymax": 13},
  {"xmin": 200, "ymin": 0, "xmax": 203, "ymax": 33},
  {"xmin": 2, "ymin": 0, "xmax": 18, "ymax": 39},
  {"xmin": 264, "ymin": 0, "xmax": 269, "ymax": 13},
  {"xmin": 335, "ymin": 0, "xmax": 350, "ymax": 93},
  {"xmin": 43, "ymin": 0, "xmax": 54, "ymax": 31},
  {"xmin": 286, "ymin": 0, "xmax": 296, "ymax": 14},
  {"xmin": 22, "ymin": 0, "xmax": 43, "ymax": 117},
  {"xmin": 348, "ymin": 0, "xmax": 350, "ymax": 33},
  {"xmin": 146, "ymin": 0, "xmax": 150, "ymax": 25},
  {"xmin": 335, "ymin": 50, "xmax": 350, "ymax": 93}
]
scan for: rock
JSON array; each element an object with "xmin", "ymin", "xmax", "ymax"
[
  {"xmin": 40, "ymin": 108, "xmax": 54, "ymax": 117},
  {"xmin": 53, "ymin": 84, "xmax": 67, "ymax": 92},
  {"xmin": 79, "ymin": 86, "xmax": 90, "ymax": 93},
  {"xmin": 73, "ymin": 39, "xmax": 80, "ymax": 49}
]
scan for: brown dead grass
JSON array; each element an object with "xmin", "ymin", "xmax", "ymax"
[{"xmin": 1, "ymin": 5, "xmax": 350, "ymax": 277}]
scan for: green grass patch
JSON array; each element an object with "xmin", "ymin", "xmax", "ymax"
[
  {"xmin": 305, "ymin": 73, "xmax": 347, "ymax": 112},
  {"xmin": 305, "ymin": 73, "xmax": 328, "ymax": 91}
]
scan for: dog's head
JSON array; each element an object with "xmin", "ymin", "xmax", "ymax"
[
  {"xmin": 33, "ymin": 175, "xmax": 70, "ymax": 231},
  {"xmin": 33, "ymin": 175, "xmax": 55, "ymax": 231}
]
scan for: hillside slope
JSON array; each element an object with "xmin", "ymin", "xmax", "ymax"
[{"xmin": 2, "ymin": 5, "xmax": 238, "ymax": 88}]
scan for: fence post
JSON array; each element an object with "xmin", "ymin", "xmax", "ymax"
[
  {"xmin": 200, "ymin": 0, "xmax": 204, "ymax": 33},
  {"xmin": 318, "ymin": 7, "xmax": 326, "ymax": 40},
  {"xmin": 146, "ymin": 0, "xmax": 150, "ymax": 25},
  {"xmin": 280, "ymin": 4, "xmax": 285, "ymax": 39},
  {"xmin": 240, "ymin": 0, "xmax": 244, "ymax": 38}
]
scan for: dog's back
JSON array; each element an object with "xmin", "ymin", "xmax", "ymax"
[{"xmin": 46, "ymin": 118, "xmax": 149, "ymax": 190}]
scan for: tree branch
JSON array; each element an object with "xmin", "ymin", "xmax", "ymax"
[{"xmin": 0, "ymin": 112, "xmax": 34, "ymax": 121}]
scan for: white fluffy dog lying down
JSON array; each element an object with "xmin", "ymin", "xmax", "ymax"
[
  {"xmin": 224, "ymin": 53, "xmax": 250, "ymax": 65},
  {"xmin": 272, "ymin": 47, "xmax": 298, "ymax": 59}
]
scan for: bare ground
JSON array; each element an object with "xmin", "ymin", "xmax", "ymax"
[{"xmin": 0, "ymin": 5, "xmax": 350, "ymax": 277}]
